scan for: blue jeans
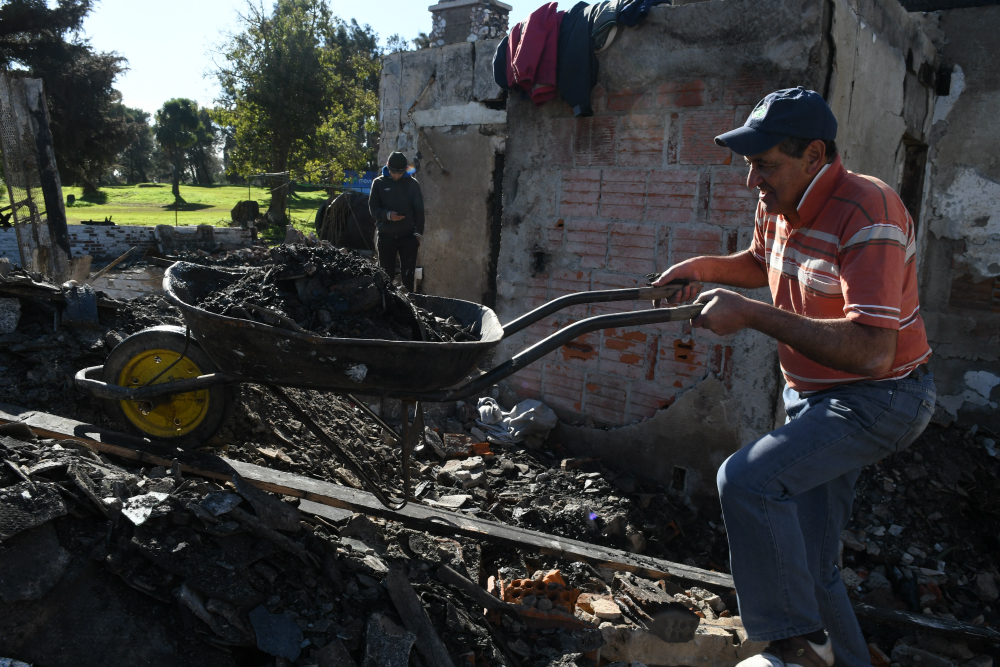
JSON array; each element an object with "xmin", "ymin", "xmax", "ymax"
[{"xmin": 717, "ymin": 372, "xmax": 936, "ymax": 667}]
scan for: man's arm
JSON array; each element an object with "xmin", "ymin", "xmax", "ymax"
[
  {"xmin": 368, "ymin": 182, "xmax": 392, "ymax": 222},
  {"xmin": 693, "ymin": 288, "xmax": 898, "ymax": 377},
  {"xmin": 653, "ymin": 250, "xmax": 768, "ymax": 303}
]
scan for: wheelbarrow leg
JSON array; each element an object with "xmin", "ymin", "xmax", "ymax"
[
  {"xmin": 268, "ymin": 386, "xmax": 409, "ymax": 511},
  {"xmin": 399, "ymin": 400, "xmax": 421, "ymax": 506}
]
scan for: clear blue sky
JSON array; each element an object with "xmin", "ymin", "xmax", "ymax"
[{"xmin": 81, "ymin": 0, "xmax": 537, "ymax": 117}]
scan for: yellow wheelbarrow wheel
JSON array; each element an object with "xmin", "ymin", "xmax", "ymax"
[{"xmin": 101, "ymin": 326, "xmax": 233, "ymax": 442}]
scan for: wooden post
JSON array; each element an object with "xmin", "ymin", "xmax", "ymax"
[{"xmin": 23, "ymin": 78, "xmax": 71, "ymax": 282}]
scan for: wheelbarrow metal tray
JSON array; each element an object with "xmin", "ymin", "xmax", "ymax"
[{"xmin": 163, "ymin": 262, "xmax": 503, "ymax": 393}]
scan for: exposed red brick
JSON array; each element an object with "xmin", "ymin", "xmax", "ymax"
[
  {"xmin": 695, "ymin": 172, "xmax": 711, "ymax": 222},
  {"xmin": 583, "ymin": 373, "xmax": 629, "ymax": 425},
  {"xmin": 545, "ymin": 226, "xmax": 565, "ymax": 249},
  {"xmin": 590, "ymin": 273, "xmax": 642, "ymax": 315},
  {"xmin": 709, "ymin": 169, "xmax": 757, "ymax": 226},
  {"xmin": 550, "ymin": 268, "xmax": 592, "ymax": 297},
  {"xmin": 627, "ymin": 380, "xmax": 677, "ymax": 421},
  {"xmin": 608, "ymin": 87, "xmax": 653, "ymax": 112},
  {"xmin": 724, "ymin": 74, "xmax": 771, "ymax": 106},
  {"xmin": 565, "ymin": 219, "xmax": 607, "ymax": 270},
  {"xmin": 599, "ymin": 169, "xmax": 647, "ymax": 220},
  {"xmin": 680, "ymin": 110, "xmax": 736, "ymax": 165},
  {"xmin": 666, "ymin": 112, "xmax": 680, "ymax": 164},
  {"xmin": 550, "ymin": 117, "xmax": 576, "ymax": 166},
  {"xmin": 726, "ymin": 229, "xmax": 740, "ymax": 254},
  {"xmin": 607, "ymin": 222, "xmax": 655, "ymax": 274},
  {"xmin": 656, "ymin": 80, "xmax": 705, "ymax": 108},
  {"xmin": 560, "ymin": 169, "xmax": 601, "ymax": 217},
  {"xmin": 511, "ymin": 367, "xmax": 542, "ymax": 400},
  {"xmin": 575, "ymin": 116, "xmax": 617, "ymax": 167},
  {"xmin": 646, "ymin": 170, "xmax": 698, "ymax": 223},
  {"xmin": 673, "ymin": 227, "xmax": 723, "ymax": 257},
  {"xmin": 592, "ymin": 272, "xmax": 642, "ymax": 290},
  {"xmin": 561, "ymin": 331, "xmax": 600, "ymax": 367},
  {"xmin": 617, "ymin": 115, "xmax": 664, "ymax": 168},
  {"xmin": 543, "ymin": 363, "xmax": 585, "ymax": 415}
]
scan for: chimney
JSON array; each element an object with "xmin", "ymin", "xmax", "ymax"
[{"xmin": 428, "ymin": 0, "xmax": 511, "ymax": 47}]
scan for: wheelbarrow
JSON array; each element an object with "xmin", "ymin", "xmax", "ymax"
[{"xmin": 75, "ymin": 262, "xmax": 703, "ymax": 509}]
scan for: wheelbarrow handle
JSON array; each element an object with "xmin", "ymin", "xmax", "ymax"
[
  {"xmin": 435, "ymin": 302, "xmax": 704, "ymax": 402},
  {"xmin": 501, "ymin": 280, "xmax": 701, "ymax": 338}
]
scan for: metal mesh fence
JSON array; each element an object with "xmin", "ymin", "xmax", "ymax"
[{"xmin": 0, "ymin": 75, "xmax": 46, "ymax": 270}]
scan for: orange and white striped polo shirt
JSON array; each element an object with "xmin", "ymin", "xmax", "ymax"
[{"xmin": 748, "ymin": 155, "xmax": 931, "ymax": 393}]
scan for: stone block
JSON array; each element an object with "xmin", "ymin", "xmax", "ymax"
[
  {"xmin": 600, "ymin": 618, "xmax": 767, "ymax": 667},
  {"xmin": 473, "ymin": 38, "xmax": 503, "ymax": 101}
]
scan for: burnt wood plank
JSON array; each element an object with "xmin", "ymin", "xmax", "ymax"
[
  {"xmin": 853, "ymin": 603, "xmax": 1000, "ymax": 642},
  {"xmin": 0, "ymin": 404, "xmax": 734, "ymax": 589}
]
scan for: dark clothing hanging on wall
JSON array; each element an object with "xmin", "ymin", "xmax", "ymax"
[
  {"xmin": 493, "ymin": 36, "xmax": 511, "ymax": 91},
  {"xmin": 618, "ymin": 0, "xmax": 670, "ymax": 26},
  {"xmin": 557, "ymin": 2, "xmax": 599, "ymax": 117}
]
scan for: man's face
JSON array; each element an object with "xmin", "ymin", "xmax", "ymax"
[
  {"xmin": 389, "ymin": 170, "xmax": 405, "ymax": 181},
  {"xmin": 744, "ymin": 142, "xmax": 825, "ymax": 220}
]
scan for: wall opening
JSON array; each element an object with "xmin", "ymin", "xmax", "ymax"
[
  {"xmin": 671, "ymin": 466, "xmax": 688, "ymax": 493},
  {"xmin": 484, "ymin": 151, "xmax": 505, "ymax": 309},
  {"xmin": 899, "ymin": 135, "xmax": 929, "ymax": 228}
]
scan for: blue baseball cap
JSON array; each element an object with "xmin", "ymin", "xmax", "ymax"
[{"xmin": 715, "ymin": 87, "xmax": 838, "ymax": 156}]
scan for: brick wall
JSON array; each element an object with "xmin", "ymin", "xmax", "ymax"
[{"xmin": 503, "ymin": 73, "xmax": 774, "ymax": 427}]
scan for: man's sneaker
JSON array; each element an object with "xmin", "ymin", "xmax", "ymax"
[{"xmin": 736, "ymin": 631, "xmax": 834, "ymax": 667}]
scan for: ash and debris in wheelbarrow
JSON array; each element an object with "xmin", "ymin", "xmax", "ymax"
[
  {"xmin": 196, "ymin": 244, "xmax": 478, "ymax": 342},
  {"xmin": 3, "ymin": 247, "xmax": 1000, "ymax": 666}
]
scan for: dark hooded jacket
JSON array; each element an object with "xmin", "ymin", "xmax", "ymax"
[{"xmin": 368, "ymin": 166, "xmax": 425, "ymax": 238}]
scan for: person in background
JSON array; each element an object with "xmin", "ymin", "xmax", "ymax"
[{"xmin": 368, "ymin": 151, "xmax": 424, "ymax": 292}]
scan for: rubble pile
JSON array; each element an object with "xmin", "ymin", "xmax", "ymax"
[
  {"xmin": 839, "ymin": 424, "xmax": 1000, "ymax": 629},
  {"xmin": 196, "ymin": 244, "xmax": 478, "ymax": 342},
  {"xmin": 3, "ymin": 246, "xmax": 1000, "ymax": 666},
  {"xmin": 0, "ymin": 428, "xmax": 613, "ymax": 666},
  {"xmin": 0, "ymin": 294, "xmax": 182, "ymax": 415}
]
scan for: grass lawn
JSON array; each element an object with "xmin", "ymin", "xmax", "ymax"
[{"xmin": 59, "ymin": 183, "xmax": 330, "ymax": 232}]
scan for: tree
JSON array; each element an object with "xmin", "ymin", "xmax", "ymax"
[
  {"xmin": 213, "ymin": 0, "xmax": 380, "ymax": 224},
  {"xmin": 385, "ymin": 34, "xmax": 409, "ymax": 54},
  {"xmin": 118, "ymin": 107, "xmax": 155, "ymax": 184},
  {"xmin": 0, "ymin": 0, "xmax": 134, "ymax": 193},
  {"xmin": 154, "ymin": 98, "xmax": 202, "ymax": 201},
  {"xmin": 187, "ymin": 107, "xmax": 219, "ymax": 185},
  {"xmin": 413, "ymin": 32, "xmax": 431, "ymax": 50}
]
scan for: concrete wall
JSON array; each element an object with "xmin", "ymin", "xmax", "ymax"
[
  {"xmin": 0, "ymin": 224, "xmax": 253, "ymax": 264},
  {"xmin": 378, "ymin": 40, "xmax": 505, "ymax": 304},
  {"xmin": 828, "ymin": 0, "xmax": 938, "ymax": 185},
  {"xmin": 492, "ymin": 0, "xmax": 939, "ymax": 506},
  {"xmin": 916, "ymin": 6, "xmax": 1000, "ymax": 429}
]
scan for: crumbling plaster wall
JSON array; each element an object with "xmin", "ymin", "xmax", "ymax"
[
  {"xmin": 915, "ymin": 6, "xmax": 1000, "ymax": 429},
  {"xmin": 494, "ymin": 0, "xmax": 939, "ymax": 505},
  {"xmin": 828, "ymin": 0, "xmax": 937, "ymax": 185},
  {"xmin": 378, "ymin": 40, "xmax": 505, "ymax": 304}
]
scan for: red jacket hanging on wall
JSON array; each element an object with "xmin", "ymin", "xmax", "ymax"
[{"xmin": 506, "ymin": 2, "xmax": 563, "ymax": 105}]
